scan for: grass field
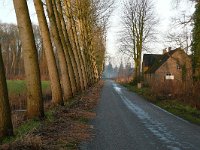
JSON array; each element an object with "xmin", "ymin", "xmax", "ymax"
[{"xmin": 7, "ymin": 80, "xmax": 50, "ymax": 94}]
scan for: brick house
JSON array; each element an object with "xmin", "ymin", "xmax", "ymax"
[{"xmin": 143, "ymin": 48, "xmax": 192, "ymax": 83}]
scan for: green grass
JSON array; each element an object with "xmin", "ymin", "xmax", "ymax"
[
  {"xmin": 122, "ymin": 83, "xmax": 200, "ymax": 125},
  {"xmin": 7, "ymin": 80, "xmax": 26, "ymax": 94},
  {"xmin": 1, "ymin": 108, "xmax": 55, "ymax": 144},
  {"xmin": 156, "ymin": 100, "xmax": 200, "ymax": 125},
  {"xmin": 65, "ymin": 141, "xmax": 78, "ymax": 150},
  {"xmin": 122, "ymin": 83, "xmax": 154, "ymax": 102},
  {"xmin": 6, "ymin": 80, "xmax": 50, "ymax": 94},
  {"xmin": 1, "ymin": 119, "xmax": 41, "ymax": 144},
  {"xmin": 41, "ymin": 81, "xmax": 51, "ymax": 91},
  {"xmin": 16, "ymin": 119, "xmax": 41, "ymax": 136},
  {"xmin": 45, "ymin": 109, "xmax": 55, "ymax": 122}
]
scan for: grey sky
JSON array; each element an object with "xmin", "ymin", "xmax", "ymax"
[
  {"xmin": 0, "ymin": 0, "xmax": 195, "ymax": 56},
  {"xmin": 106, "ymin": 0, "xmax": 195, "ymax": 56},
  {"xmin": 0, "ymin": 0, "xmax": 37, "ymax": 24}
]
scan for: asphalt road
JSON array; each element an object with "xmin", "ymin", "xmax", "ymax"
[{"xmin": 80, "ymin": 80, "xmax": 200, "ymax": 150}]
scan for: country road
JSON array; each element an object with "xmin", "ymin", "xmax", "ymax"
[{"xmin": 81, "ymin": 80, "xmax": 200, "ymax": 150}]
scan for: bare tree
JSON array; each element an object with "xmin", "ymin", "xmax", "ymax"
[
  {"xmin": 164, "ymin": 1, "xmax": 195, "ymax": 53},
  {"xmin": 164, "ymin": 25, "xmax": 192, "ymax": 54},
  {"xmin": 119, "ymin": 0, "xmax": 158, "ymax": 82}
]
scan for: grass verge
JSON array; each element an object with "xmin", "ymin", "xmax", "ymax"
[
  {"xmin": 1, "ymin": 109, "xmax": 55, "ymax": 144},
  {"xmin": 122, "ymin": 83, "xmax": 200, "ymax": 125}
]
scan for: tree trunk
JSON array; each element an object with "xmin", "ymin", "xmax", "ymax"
[
  {"xmin": 58, "ymin": 0, "xmax": 85, "ymax": 90},
  {"xmin": 64, "ymin": 0, "xmax": 86, "ymax": 90},
  {"xmin": 76, "ymin": 18, "xmax": 89, "ymax": 85},
  {"xmin": 33, "ymin": 0, "xmax": 63, "ymax": 105},
  {"xmin": 0, "ymin": 44, "xmax": 13, "ymax": 138},
  {"xmin": 45, "ymin": 0, "xmax": 73, "ymax": 99},
  {"xmin": 52, "ymin": 0, "xmax": 78, "ymax": 93},
  {"xmin": 13, "ymin": 0, "xmax": 44, "ymax": 119}
]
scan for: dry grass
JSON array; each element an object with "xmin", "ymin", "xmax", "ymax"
[
  {"xmin": 9, "ymin": 87, "xmax": 52, "ymax": 129},
  {"xmin": 115, "ymin": 77, "xmax": 133, "ymax": 84},
  {"xmin": 148, "ymin": 80, "xmax": 200, "ymax": 109}
]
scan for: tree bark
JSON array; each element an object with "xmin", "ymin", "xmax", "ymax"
[
  {"xmin": 45, "ymin": 0, "xmax": 73, "ymax": 99},
  {"xmin": 33, "ymin": 0, "xmax": 64, "ymax": 105},
  {"xmin": 52, "ymin": 0, "xmax": 78, "ymax": 93},
  {"xmin": 57, "ymin": 0, "xmax": 85, "ymax": 90},
  {"xmin": 0, "ymin": 44, "xmax": 13, "ymax": 138},
  {"xmin": 13, "ymin": 0, "xmax": 44, "ymax": 118}
]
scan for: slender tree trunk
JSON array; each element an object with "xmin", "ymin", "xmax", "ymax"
[
  {"xmin": 52, "ymin": 0, "xmax": 78, "ymax": 93},
  {"xmin": 64, "ymin": 0, "xmax": 86, "ymax": 89},
  {"xmin": 16, "ymin": 41, "xmax": 22, "ymax": 77},
  {"xmin": 0, "ymin": 44, "xmax": 13, "ymax": 138},
  {"xmin": 45, "ymin": 0, "xmax": 73, "ymax": 99},
  {"xmin": 76, "ymin": 18, "xmax": 89, "ymax": 85},
  {"xmin": 13, "ymin": 0, "xmax": 44, "ymax": 119},
  {"xmin": 33, "ymin": 0, "xmax": 63, "ymax": 105},
  {"xmin": 58, "ymin": 0, "xmax": 85, "ymax": 90}
]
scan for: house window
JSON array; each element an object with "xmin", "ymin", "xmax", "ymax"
[
  {"xmin": 177, "ymin": 64, "xmax": 181, "ymax": 70},
  {"xmin": 165, "ymin": 73, "xmax": 174, "ymax": 80}
]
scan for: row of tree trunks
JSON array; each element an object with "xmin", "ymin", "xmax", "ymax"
[
  {"xmin": 52, "ymin": 0, "xmax": 79, "ymax": 93},
  {"xmin": 63, "ymin": 0, "xmax": 86, "ymax": 90},
  {"xmin": 33, "ymin": 0, "xmax": 63, "ymax": 105},
  {"xmin": 45, "ymin": 0, "xmax": 73, "ymax": 99},
  {"xmin": 0, "ymin": 0, "xmax": 108, "ymax": 138}
]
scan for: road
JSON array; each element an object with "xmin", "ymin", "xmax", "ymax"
[{"xmin": 80, "ymin": 80, "xmax": 200, "ymax": 150}]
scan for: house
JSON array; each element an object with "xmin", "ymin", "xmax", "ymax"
[{"xmin": 143, "ymin": 48, "xmax": 192, "ymax": 83}]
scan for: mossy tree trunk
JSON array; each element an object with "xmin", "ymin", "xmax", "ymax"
[{"xmin": 0, "ymin": 44, "xmax": 13, "ymax": 138}]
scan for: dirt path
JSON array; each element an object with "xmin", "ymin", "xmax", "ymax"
[{"xmin": 1, "ymin": 82, "xmax": 103, "ymax": 150}]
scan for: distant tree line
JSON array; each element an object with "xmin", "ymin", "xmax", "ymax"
[
  {"xmin": 0, "ymin": 22, "xmax": 49, "ymax": 80},
  {"xmin": 103, "ymin": 62, "xmax": 133, "ymax": 81}
]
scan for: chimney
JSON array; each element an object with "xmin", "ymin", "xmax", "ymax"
[{"xmin": 163, "ymin": 48, "xmax": 167, "ymax": 54}]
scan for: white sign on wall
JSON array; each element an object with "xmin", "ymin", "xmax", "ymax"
[{"xmin": 165, "ymin": 74, "xmax": 174, "ymax": 80}]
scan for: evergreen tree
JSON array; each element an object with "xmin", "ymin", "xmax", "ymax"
[
  {"xmin": 192, "ymin": 2, "xmax": 200, "ymax": 80},
  {"xmin": 118, "ymin": 61, "xmax": 124, "ymax": 78},
  {"xmin": 107, "ymin": 62, "xmax": 113, "ymax": 78}
]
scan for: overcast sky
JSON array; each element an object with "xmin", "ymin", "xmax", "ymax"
[
  {"xmin": 106, "ymin": 0, "xmax": 195, "ymax": 56},
  {"xmin": 0, "ymin": 0, "xmax": 195, "ymax": 57}
]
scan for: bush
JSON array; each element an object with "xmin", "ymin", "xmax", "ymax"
[{"xmin": 148, "ymin": 79, "xmax": 200, "ymax": 109}]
